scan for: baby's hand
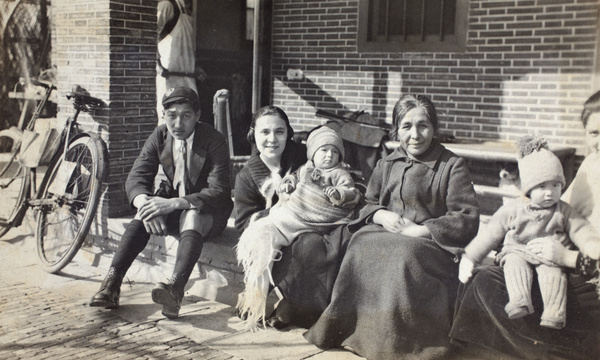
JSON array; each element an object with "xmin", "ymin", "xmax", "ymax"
[
  {"xmin": 325, "ymin": 186, "xmax": 341, "ymax": 201},
  {"xmin": 311, "ymin": 168, "xmax": 322, "ymax": 182},
  {"xmin": 458, "ymin": 255, "xmax": 475, "ymax": 283}
]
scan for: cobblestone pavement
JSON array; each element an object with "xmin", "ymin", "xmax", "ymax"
[
  {"xmin": 0, "ymin": 226, "xmax": 242, "ymax": 360},
  {"xmin": 1, "ymin": 215, "xmax": 504, "ymax": 360},
  {"xmin": 0, "ymin": 218, "xmax": 362, "ymax": 360},
  {"xmin": 0, "ymin": 281, "xmax": 240, "ymax": 360}
]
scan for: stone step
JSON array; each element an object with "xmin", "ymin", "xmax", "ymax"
[{"xmin": 85, "ymin": 215, "xmax": 245, "ymax": 308}]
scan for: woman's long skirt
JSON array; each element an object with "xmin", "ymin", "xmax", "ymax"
[
  {"xmin": 450, "ymin": 265, "xmax": 600, "ymax": 360},
  {"xmin": 271, "ymin": 225, "xmax": 350, "ymax": 328},
  {"xmin": 305, "ymin": 224, "xmax": 460, "ymax": 360}
]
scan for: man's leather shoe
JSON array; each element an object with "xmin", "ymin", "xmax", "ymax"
[
  {"xmin": 152, "ymin": 276, "xmax": 184, "ymax": 319},
  {"xmin": 90, "ymin": 288, "xmax": 120, "ymax": 308},
  {"xmin": 90, "ymin": 267, "xmax": 122, "ymax": 309}
]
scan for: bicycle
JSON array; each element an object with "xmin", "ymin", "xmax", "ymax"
[{"xmin": 0, "ymin": 77, "xmax": 108, "ymax": 274}]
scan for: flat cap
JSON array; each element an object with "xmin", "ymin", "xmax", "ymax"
[{"xmin": 162, "ymin": 86, "xmax": 200, "ymax": 112}]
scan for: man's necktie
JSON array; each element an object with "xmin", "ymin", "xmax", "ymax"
[{"xmin": 174, "ymin": 140, "xmax": 187, "ymax": 197}]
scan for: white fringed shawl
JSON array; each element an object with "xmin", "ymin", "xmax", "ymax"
[{"xmin": 235, "ymin": 169, "xmax": 354, "ymax": 330}]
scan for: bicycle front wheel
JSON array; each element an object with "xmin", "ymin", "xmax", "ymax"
[
  {"xmin": 0, "ymin": 130, "xmax": 30, "ymax": 238},
  {"xmin": 36, "ymin": 134, "xmax": 107, "ymax": 273}
]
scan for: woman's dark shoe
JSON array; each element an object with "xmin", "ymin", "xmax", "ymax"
[
  {"xmin": 267, "ymin": 298, "xmax": 291, "ymax": 329},
  {"xmin": 266, "ymin": 316, "xmax": 289, "ymax": 329},
  {"xmin": 152, "ymin": 274, "xmax": 184, "ymax": 319},
  {"xmin": 90, "ymin": 267, "xmax": 122, "ymax": 309}
]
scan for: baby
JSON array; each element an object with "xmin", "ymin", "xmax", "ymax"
[
  {"xmin": 236, "ymin": 126, "xmax": 361, "ymax": 329},
  {"xmin": 459, "ymin": 135, "xmax": 600, "ymax": 329}
]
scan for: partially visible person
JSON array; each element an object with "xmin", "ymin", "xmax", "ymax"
[
  {"xmin": 236, "ymin": 126, "xmax": 361, "ymax": 329},
  {"xmin": 90, "ymin": 87, "xmax": 232, "ymax": 319},
  {"xmin": 459, "ymin": 135, "xmax": 600, "ymax": 330},
  {"xmin": 450, "ymin": 90, "xmax": 600, "ymax": 360},
  {"xmin": 562, "ymin": 90, "xmax": 600, "ymax": 231},
  {"xmin": 233, "ymin": 106, "xmax": 349, "ymax": 329},
  {"xmin": 156, "ymin": 0, "xmax": 205, "ymax": 118},
  {"xmin": 305, "ymin": 94, "xmax": 480, "ymax": 360}
]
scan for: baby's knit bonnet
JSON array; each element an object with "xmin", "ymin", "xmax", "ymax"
[
  {"xmin": 306, "ymin": 126, "xmax": 345, "ymax": 161},
  {"xmin": 517, "ymin": 134, "xmax": 565, "ymax": 196}
]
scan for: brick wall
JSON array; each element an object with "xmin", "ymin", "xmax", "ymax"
[
  {"xmin": 53, "ymin": 0, "xmax": 158, "ymax": 217},
  {"xmin": 270, "ymin": 0, "xmax": 600, "ymax": 156}
]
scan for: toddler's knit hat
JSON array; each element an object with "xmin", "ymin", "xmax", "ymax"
[
  {"xmin": 517, "ymin": 135, "xmax": 565, "ymax": 196},
  {"xmin": 306, "ymin": 126, "xmax": 345, "ymax": 161}
]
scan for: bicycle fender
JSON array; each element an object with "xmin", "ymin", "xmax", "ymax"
[{"xmin": 0, "ymin": 127, "xmax": 23, "ymax": 140}]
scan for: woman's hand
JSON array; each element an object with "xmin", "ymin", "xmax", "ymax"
[
  {"xmin": 398, "ymin": 218, "xmax": 431, "ymax": 238},
  {"xmin": 373, "ymin": 210, "xmax": 405, "ymax": 233},
  {"xmin": 458, "ymin": 255, "xmax": 475, "ymax": 283},
  {"xmin": 279, "ymin": 182, "xmax": 295, "ymax": 194},
  {"xmin": 373, "ymin": 210, "xmax": 432, "ymax": 237},
  {"xmin": 527, "ymin": 238, "xmax": 571, "ymax": 266},
  {"xmin": 279, "ymin": 176, "xmax": 297, "ymax": 194}
]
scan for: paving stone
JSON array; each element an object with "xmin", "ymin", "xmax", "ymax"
[{"xmin": 0, "ymin": 221, "xmax": 363, "ymax": 360}]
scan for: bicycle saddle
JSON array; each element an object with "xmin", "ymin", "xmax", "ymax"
[{"xmin": 67, "ymin": 85, "xmax": 103, "ymax": 111}]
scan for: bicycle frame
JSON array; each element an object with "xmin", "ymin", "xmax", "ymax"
[
  {"xmin": 2, "ymin": 76, "xmax": 108, "ymax": 272},
  {"xmin": 5, "ymin": 80, "xmax": 93, "ymax": 226}
]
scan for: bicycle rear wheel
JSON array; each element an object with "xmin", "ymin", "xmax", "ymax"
[
  {"xmin": 36, "ymin": 134, "xmax": 107, "ymax": 273},
  {"xmin": 0, "ymin": 130, "xmax": 30, "ymax": 238}
]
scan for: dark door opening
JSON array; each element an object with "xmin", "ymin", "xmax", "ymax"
[{"xmin": 195, "ymin": 0, "xmax": 271, "ymax": 156}]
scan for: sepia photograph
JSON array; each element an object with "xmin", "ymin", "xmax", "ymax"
[{"xmin": 1, "ymin": 0, "xmax": 599, "ymax": 359}]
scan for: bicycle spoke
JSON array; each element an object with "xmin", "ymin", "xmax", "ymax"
[
  {"xmin": 38, "ymin": 206, "xmax": 83, "ymax": 263},
  {"xmin": 0, "ymin": 133, "xmax": 29, "ymax": 236},
  {"xmin": 36, "ymin": 134, "xmax": 106, "ymax": 273}
]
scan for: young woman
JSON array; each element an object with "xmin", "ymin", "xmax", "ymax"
[
  {"xmin": 305, "ymin": 94, "xmax": 480, "ymax": 360},
  {"xmin": 450, "ymin": 90, "xmax": 600, "ymax": 360},
  {"xmin": 233, "ymin": 106, "xmax": 348, "ymax": 328}
]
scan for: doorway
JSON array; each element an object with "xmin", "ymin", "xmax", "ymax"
[{"xmin": 195, "ymin": 0, "xmax": 271, "ymax": 156}]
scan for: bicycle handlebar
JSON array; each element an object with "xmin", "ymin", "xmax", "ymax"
[{"xmin": 27, "ymin": 78, "xmax": 56, "ymax": 90}]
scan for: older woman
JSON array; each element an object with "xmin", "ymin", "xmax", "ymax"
[
  {"xmin": 233, "ymin": 105, "xmax": 346, "ymax": 328},
  {"xmin": 305, "ymin": 94, "xmax": 480, "ymax": 360},
  {"xmin": 450, "ymin": 91, "xmax": 600, "ymax": 360}
]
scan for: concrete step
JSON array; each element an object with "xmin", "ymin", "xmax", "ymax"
[{"xmin": 85, "ymin": 214, "xmax": 245, "ymax": 308}]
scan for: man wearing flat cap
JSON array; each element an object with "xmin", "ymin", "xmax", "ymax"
[{"xmin": 90, "ymin": 86, "xmax": 233, "ymax": 319}]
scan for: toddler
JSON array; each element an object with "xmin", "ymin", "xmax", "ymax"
[
  {"xmin": 236, "ymin": 126, "xmax": 361, "ymax": 329},
  {"xmin": 459, "ymin": 135, "xmax": 600, "ymax": 329}
]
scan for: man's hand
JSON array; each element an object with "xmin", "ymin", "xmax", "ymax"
[
  {"xmin": 133, "ymin": 194, "xmax": 189, "ymax": 222},
  {"xmin": 459, "ymin": 255, "xmax": 475, "ymax": 283},
  {"xmin": 143, "ymin": 215, "xmax": 168, "ymax": 236},
  {"xmin": 137, "ymin": 196, "xmax": 179, "ymax": 221}
]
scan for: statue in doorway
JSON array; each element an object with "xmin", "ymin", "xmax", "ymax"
[{"xmin": 156, "ymin": 0, "xmax": 206, "ymax": 121}]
